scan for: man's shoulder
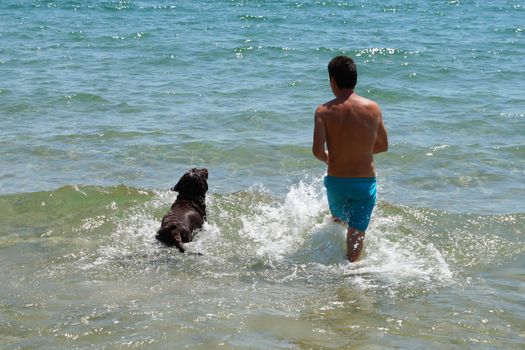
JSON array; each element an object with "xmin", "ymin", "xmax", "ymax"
[
  {"xmin": 315, "ymin": 99, "xmax": 336, "ymax": 115},
  {"xmin": 353, "ymin": 94, "xmax": 380, "ymax": 108},
  {"xmin": 351, "ymin": 95, "xmax": 382, "ymax": 117}
]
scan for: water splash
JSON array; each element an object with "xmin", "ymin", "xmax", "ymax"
[
  {"xmin": 238, "ymin": 177, "xmax": 327, "ymax": 260},
  {"xmin": 52, "ymin": 178, "xmax": 524, "ymax": 299}
]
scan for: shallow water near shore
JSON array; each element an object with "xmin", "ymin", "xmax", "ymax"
[
  {"xmin": 1, "ymin": 195, "xmax": 524, "ymax": 350},
  {"xmin": 1, "ymin": 0, "xmax": 524, "ymax": 348},
  {"xmin": 1, "ymin": 183, "xmax": 524, "ymax": 348}
]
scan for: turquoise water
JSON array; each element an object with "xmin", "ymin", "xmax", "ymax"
[{"xmin": 1, "ymin": 1, "xmax": 524, "ymax": 349}]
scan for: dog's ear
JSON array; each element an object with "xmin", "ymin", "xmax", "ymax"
[
  {"xmin": 173, "ymin": 169, "xmax": 194, "ymax": 192},
  {"xmin": 172, "ymin": 177, "xmax": 185, "ymax": 192},
  {"xmin": 172, "ymin": 170, "xmax": 208, "ymax": 196},
  {"xmin": 199, "ymin": 177, "xmax": 208, "ymax": 194}
]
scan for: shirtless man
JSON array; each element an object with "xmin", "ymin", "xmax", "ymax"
[{"xmin": 312, "ymin": 56, "xmax": 388, "ymax": 262}]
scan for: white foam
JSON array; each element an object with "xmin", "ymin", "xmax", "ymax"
[
  {"xmin": 337, "ymin": 210, "xmax": 454, "ymax": 292},
  {"xmin": 237, "ymin": 177, "xmax": 327, "ymax": 260},
  {"xmin": 71, "ymin": 177, "xmax": 454, "ymax": 294},
  {"xmin": 229, "ymin": 176, "xmax": 454, "ymax": 292}
]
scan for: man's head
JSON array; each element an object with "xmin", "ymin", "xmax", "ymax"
[{"xmin": 328, "ymin": 56, "xmax": 357, "ymax": 90}]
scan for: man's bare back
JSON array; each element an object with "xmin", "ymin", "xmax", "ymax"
[{"xmin": 313, "ymin": 90, "xmax": 388, "ymax": 178}]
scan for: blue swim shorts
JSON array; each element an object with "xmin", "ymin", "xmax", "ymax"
[{"xmin": 324, "ymin": 176, "xmax": 377, "ymax": 232}]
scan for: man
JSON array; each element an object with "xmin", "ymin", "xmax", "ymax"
[{"xmin": 312, "ymin": 55, "xmax": 388, "ymax": 262}]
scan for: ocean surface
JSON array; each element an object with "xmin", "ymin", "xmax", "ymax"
[{"xmin": 1, "ymin": 0, "xmax": 524, "ymax": 349}]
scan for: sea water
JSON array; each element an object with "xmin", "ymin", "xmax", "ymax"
[{"xmin": 1, "ymin": 1, "xmax": 524, "ymax": 349}]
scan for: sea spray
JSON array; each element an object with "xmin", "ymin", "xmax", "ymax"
[{"xmin": 238, "ymin": 177, "xmax": 327, "ymax": 260}]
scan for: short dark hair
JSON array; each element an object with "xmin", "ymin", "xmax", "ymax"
[{"xmin": 328, "ymin": 56, "xmax": 357, "ymax": 89}]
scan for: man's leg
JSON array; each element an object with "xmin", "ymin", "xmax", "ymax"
[{"xmin": 347, "ymin": 227, "xmax": 365, "ymax": 262}]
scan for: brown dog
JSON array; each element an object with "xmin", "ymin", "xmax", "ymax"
[{"xmin": 156, "ymin": 168, "xmax": 208, "ymax": 253}]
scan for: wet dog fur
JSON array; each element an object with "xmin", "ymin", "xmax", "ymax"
[{"xmin": 156, "ymin": 168, "xmax": 208, "ymax": 253}]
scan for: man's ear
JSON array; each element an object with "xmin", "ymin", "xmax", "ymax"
[
  {"xmin": 329, "ymin": 76, "xmax": 336, "ymax": 88},
  {"xmin": 329, "ymin": 76, "xmax": 339, "ymax": 96}
]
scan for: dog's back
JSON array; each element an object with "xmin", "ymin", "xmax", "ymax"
[
  {"xmin": 156, "ymin": 198, "xmax": 206, "ymax": 251},
  {"xmin": 156, "ymin": 168, "xmax": 208, "ymax": 253}
]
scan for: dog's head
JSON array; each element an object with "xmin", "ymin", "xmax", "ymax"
[{"xmin": 172, "ymin": 168, "xmax": 208, "ymax": 198}]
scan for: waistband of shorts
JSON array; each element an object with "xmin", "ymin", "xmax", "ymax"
[{"xmin": 324, "ymin": 175, "xmax": 376, "ymax": 184}]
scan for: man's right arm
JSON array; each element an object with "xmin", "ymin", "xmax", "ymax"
[{"xmin": 312, "ymin": 109, "xmax": 329, "ymax": 164}]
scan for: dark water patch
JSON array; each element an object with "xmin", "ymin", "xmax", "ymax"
[
  {"xmin": 238, "ymin": 15, "xmax": 267, "ymax": 21},
  {"xmin": 66, "ymin": 30, "xmax": 90, "ymax": 42},
  {"xmin": 30, "ymin": 144, "xmax": 69, "ymax": 159},
  {"xmin": 0, "ymin": 185, "xmax": 153, "ymax": 240},
  {"xmin": 136, "ymin": 4, "xmax": 178, "ymax": 11},
  {"xmin": 368, "ymin": 86, "xmax": 417, "ymax": 104},
  {"xmin": 314, "ymin": 46, "xmax": 350, "ymax": 56},
  {"xmin": 0, "ymin": 100, "xmax": 41, "ymax": 114},
  {"xmin": 498, "ymin": 145, "xmax": 523, "ymax": 159},
  {"xmin": 99, "ymin": 1, "xmax": 134, "ymax": 12},
  {"xmin": 355, "ymin": 47, "xmax": 421, "ymax": 59},
  {"xmin": 49, "ymin": 129, "xmax": 168, "ymax": 143},
  {"xmin": 59, "ymin": 92, "xmax": 111, "ymax": 105}
]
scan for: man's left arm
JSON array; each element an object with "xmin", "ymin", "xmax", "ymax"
[{"xmin": 373, "ymin": 108, "xmax": 388, "ymax": 154}]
